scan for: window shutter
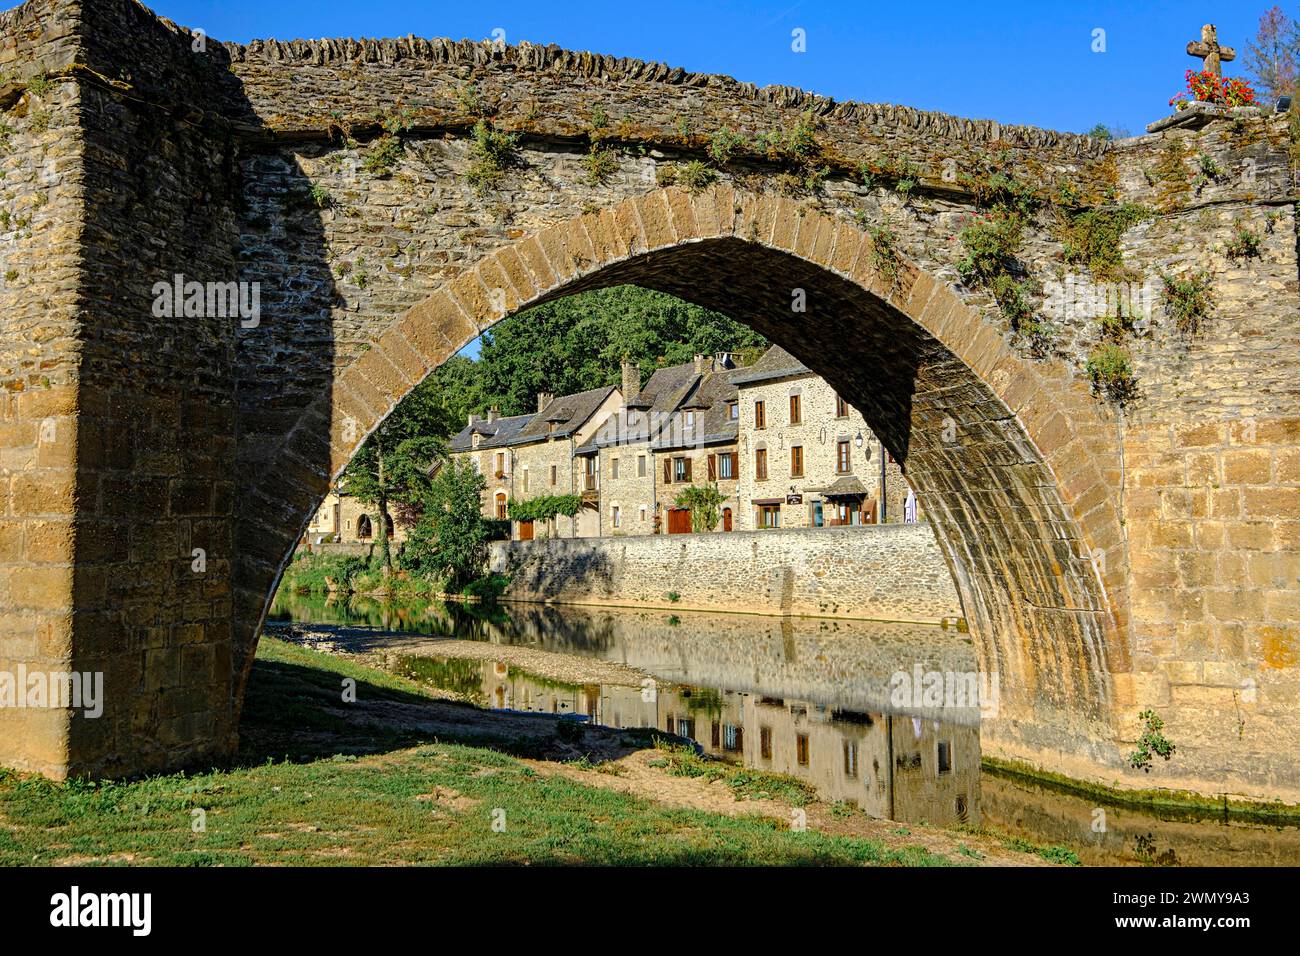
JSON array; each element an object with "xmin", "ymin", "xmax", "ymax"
[
  {"xmin": 663, "ymin": 457, "xmax": 672, "ymax": 483},
  {"xmin": 684, "ymin": 458, "xmax": 693, "ymax": 481},
  {"xmin": 707, "ymin": 454, "xmax": 716, "ymax": 480},
  {"xmin": 732, "ymin": 452, "xmax": 739, "ymax": 477}
]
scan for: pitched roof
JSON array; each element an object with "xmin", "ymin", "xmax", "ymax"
[
  {"xmin": 446, "ymin": 412, "xmax": 534, "ymax": 452},
  {"xmin": 513, "ymin": 384, "xmax": 618, "ymax": 443},
  {"xmin": 729, "ymin": 345, "xmax": 811, "ymax": 386}
]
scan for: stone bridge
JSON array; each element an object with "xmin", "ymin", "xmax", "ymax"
[{"xmin": 1, "ymin": 0, "xmax": 1297, "ymax": 803}]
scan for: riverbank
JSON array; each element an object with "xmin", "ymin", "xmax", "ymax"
[{"xmin": 0, "ymin": 635, "xmax": 1064, "ymax": 867}]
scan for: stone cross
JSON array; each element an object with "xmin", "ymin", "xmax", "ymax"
[{"xmin": 1186, "ymin": 23, "xmax": 1235, "ymax": 76}]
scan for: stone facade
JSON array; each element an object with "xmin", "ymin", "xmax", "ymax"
[
  {"xmin": 733, "ymin": 347, "xmax": 910, "ymax": 529},
  {"xmin": 1, "ymin": 0, "xmax": 1297, "ymax": 802},
  {"xmin": 490, "ymin": 523, "xmax": 964, "ymax": 624}
]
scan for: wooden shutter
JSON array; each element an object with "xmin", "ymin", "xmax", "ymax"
[
  {"xmin": 707, "ymin": 454, "xmax": 716, "ymax": 480},
  {"xmin": 732, "ymin": 452, "xmax": 739, "ymax": 477},
  {"xmin": 684, "ymin": 458, "xmax": 692, "ymax": 481},
  {"xmin": 663, "ymin": 457, "xmax": 672, "ymax": 483}
]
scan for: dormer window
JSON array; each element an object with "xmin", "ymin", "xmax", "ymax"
[
  {"xmin": 728, "ymin": 402, "xmax": 738, "ymax": 421},
  {"xmin": 685, "ymin": 410, "xmax": 696, "ymax": 428}
]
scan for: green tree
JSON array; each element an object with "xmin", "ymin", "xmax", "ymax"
[
  {"xmin": 674, "ymin": 482, "xmax": 726, "ymax": 533},
  {"xmin": 404, "ymin": 458, "xmax": 491, "ymax": 589},
  {"xmin": 474, "ymin": 285, "xmax": 766, "ymax": 415}
]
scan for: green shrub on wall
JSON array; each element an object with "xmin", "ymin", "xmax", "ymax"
[{"xmin": 507, "ymin": 494, "xmax": 582, "ymax": 522}]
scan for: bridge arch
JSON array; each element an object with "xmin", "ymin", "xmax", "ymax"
[{"xmin": 235, "ymin": 185, "xmax": 1132, "ymax": 772}]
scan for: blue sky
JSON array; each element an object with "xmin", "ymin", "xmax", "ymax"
[{"xmin": 134, "ymin": 0, "xmax": 1273, "ymax": 134}]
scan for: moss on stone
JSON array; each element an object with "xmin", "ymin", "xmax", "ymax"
[{"xmin": 1056, "ymin": 203, "xmax": 1151, "ymax": 282}]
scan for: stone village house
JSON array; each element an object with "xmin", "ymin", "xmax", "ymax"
[
  {"xmin": 306, "ymin": 347, "xmax": 916, "ymax": 544},
  {"xmin": 444, "ymin": 346, "xmax": 915, "ymax": 540}
]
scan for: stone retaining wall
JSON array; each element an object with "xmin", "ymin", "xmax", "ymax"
[{"xmin": 489, "ymin": 523, "xmax": 963, "ymax": 623}]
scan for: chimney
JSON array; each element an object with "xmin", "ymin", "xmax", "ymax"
[
  {"xmin": 467, "ymin": 412, "xmax": 479, "ymax": 427},
  {"xmin": 537, "ymin": 392, "xmax": 554, "ymax": 413},
  {"xmin": 714, "ymin": 351, "xmax": 741, "ymax": 369},
  {"xmin": 693, "ymin": 353, "xmax": 708, "ymax": 374},
  {"xmin": 620, "ymin": 361, "xmax": 641, "ymax": 403},
  {"xmin": 486, "ymin": 406, "xmax": 499, "ymax": 423}
]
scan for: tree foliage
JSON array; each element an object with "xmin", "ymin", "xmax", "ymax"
[
  {"xmin": 674, "ymin": 482, "xmax": 726, "ymax": 533},
  {"xmin": 402, "ymin": 459, "xmax": 490, "ymax": 589},
  {"xmin": 473, "ymin": 285, "xmax": 766, "ymax": 416},
  {"xmin": 1245, "ymin": 5, "xmax": 1298, "ymax": 103}
]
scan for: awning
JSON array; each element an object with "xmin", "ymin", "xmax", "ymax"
[
  {"xmin": 820, "ymin": 476, "xmax": 868, "ymax": 498},
  {"xmin": 751, "ymin": 497, "xmax": 785, "ymax": 505}
]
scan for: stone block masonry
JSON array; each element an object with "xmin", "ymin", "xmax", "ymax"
[
  {"xmin": 489, "ymin": 524, "xmax": 963, "ymax": 624},
  {"xmin": 0, "ymin": 0, "xmax": 1295, "ymax": 804}
]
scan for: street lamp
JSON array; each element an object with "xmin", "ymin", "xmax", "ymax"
[{"xmin": 854, "ymin": 431, "xmax": 864, "ymax": 449}]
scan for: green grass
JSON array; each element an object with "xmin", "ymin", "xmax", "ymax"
[{"xmin": 0, "ymin": 638, "xmax": 954, "ymax": 867}]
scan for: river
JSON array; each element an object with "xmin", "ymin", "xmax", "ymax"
[{"xmin": 268, "ymin": 591, "xmax": 1300, "ymax": 866}]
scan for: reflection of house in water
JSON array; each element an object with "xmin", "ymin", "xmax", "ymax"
[{"xmin": 465, "ymin": 658, "xmax": 978, "ymax": 827}]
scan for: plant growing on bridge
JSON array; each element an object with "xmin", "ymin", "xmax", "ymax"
[
  {"xmin": 1224, "ymin": 221, "xmax": 1263, "ymax": 260},
  {"xmin": 674, "ymin": 482, "xmax": 726, "ymax": 532},
  {"xmin": 868, "ymin": 221, "xmax": 902, "ymax": 288},
  {"xmin": 955, "ymin": 211, "xmax": 1047, "ymax": 346},
  {"xmin": 584, "ymin": 144, "xmax": 619, "ymax": 185},
  {"xmin": 1159, "ymin": 269, "xmax": 1215, "ymax": 336},
  {"xmin": 1128, "ymin": 709, "xmax": 1176, "ymax": 772},
  {"xmin": 708, "ymin": 126, "xmax": 746, "ymax": 166},
  {"xmin": 466, "ymin": 119, "xmax": 520, "ymax": 194},
  {"xmin": 363, "ymin": 134, "xmax": 403, "ymax": 177},
  {"xmin": 1086, "ymin": 342, "xmax": 1137, "ymax": 405},
  {"xmin": 673, "ymin": 160, "xmax": 717, "ymax": 194},
  {"xmin": 1056, "ymin": 203, "xmax": 1151, "ymax": 282}
]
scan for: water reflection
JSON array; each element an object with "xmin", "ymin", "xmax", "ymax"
[{"xmin": 268, "ymin": 591, "xmax": 1300, "ymax": 865}]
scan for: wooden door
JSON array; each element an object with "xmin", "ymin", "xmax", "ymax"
[
  {"xmin": 722, "ymin": 507, "xmax": 733, "ymax": 531},
  {"xmin": 518, "ymin": 519, "xmax": 534, "ymax": 541},
  {"xmin": 668, "ymin": 508, "xmax": 692, "ymax": 534}
]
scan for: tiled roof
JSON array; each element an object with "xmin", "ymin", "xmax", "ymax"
[
  {"xmin": 514, "ymin": 384, "xmax": 618, "ymax": 442},
  {"xmin": 729, "ymin": 345, "xmax": 811, "ymax": 385},
  {"xmin": 446, "ymin": 412, "xmax": 534, "ymax": 452}
]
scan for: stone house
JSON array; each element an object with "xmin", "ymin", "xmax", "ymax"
[
  {"xmin": 732, "ymin": 346, "xmax": 912, "ymax": 530},
  {"xmin": 441, "ymin": 345, "xmax": 917, "ymax": 540},
  {"xmin": 304, "ymin": 488, "xmax": 405, "ymax": 546},
  {"xmin": 445, "ymin": 385, "xmax": 622, "ymax": 540},
  {"xmin": 579, "ymin": 354, "xmax": 744, "ymax": 535}
]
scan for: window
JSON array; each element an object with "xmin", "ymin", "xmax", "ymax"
[
  {"xmin": 522, "ymin": 468, "xmax": 529, "ymax": 493},
  {"xmin": 760, "ymin": 726, "xmax": 773, "ymax": 760},
  {"xmin": 796, "ymin": 733, "xmax": 810, "ymax": 766},
  {"xmin": 789, "ymin": 394, "xmax": 801, "ymax": 425},
  {"xmin": 356, "ymin": 514, "xmax": 372, "ymax": 539},
  {"xmin": 685, "ymin": 410, "xmax": 696, "ymax": 428},
  {"xmin": 835, "ymin": 394, "xmax": 849, "ymax": 418},
  {"xmin": 611, "ymin": 457, "xmax": 619, "ymax": 480},
  {"xmin": 837, "ymin": 440, "xmax": 851, "ymax": 474},
  {"xmin": 844, "ymin": 740, "xmax": 858, "ymax": 776},
  {"xmin": 754, "ymin": 400, "xmax": 766, "ymax": 429},
  {"xmin": 728, "ymin": 401, "xmax": 738, "ymax": 421},
  {"xmin": 790, "ymin": 445, "xmax": 804, "ymax": 478},
  {"xmin": 637, "ymin": 454, "xmax": 646, "ymax": 477},
  {"xmin": 718, "ymin": 452, "xmax": 736, "ymax": 479},
  {"xmin": 494, "ymin": 493, "xmax": 507, "ymax": 520},
  {"xmin": 723, "ymin": 724, "xmax": 743, "ymax": 752},
  {"xmin": 639, "ymin": 505, "xmax": 647, "ymax": 523},
  {"xmin": 612, "ymin": 505, "xmax": 621, "ymax": 528},
  {"xmin": 674, "ymin": 457, "xmax": 691, "ymax": 483},
  {"xmin": 495, "ymin": 452, "xmax": 506, "ymax": 479},
  {"xmin": 758, "ymin": 504, "xmax": 781, "ymax": 528},
  {"xmin": 550, "ymin": 464, "xmax": 557, "ymax": 486},
  {"xmin": 755, "ymin": 448, "xmax": 768, "ymax": 480},
  {"xmin": 938, "ymin": 741, "xmax": 952, "ymax": 775}
]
